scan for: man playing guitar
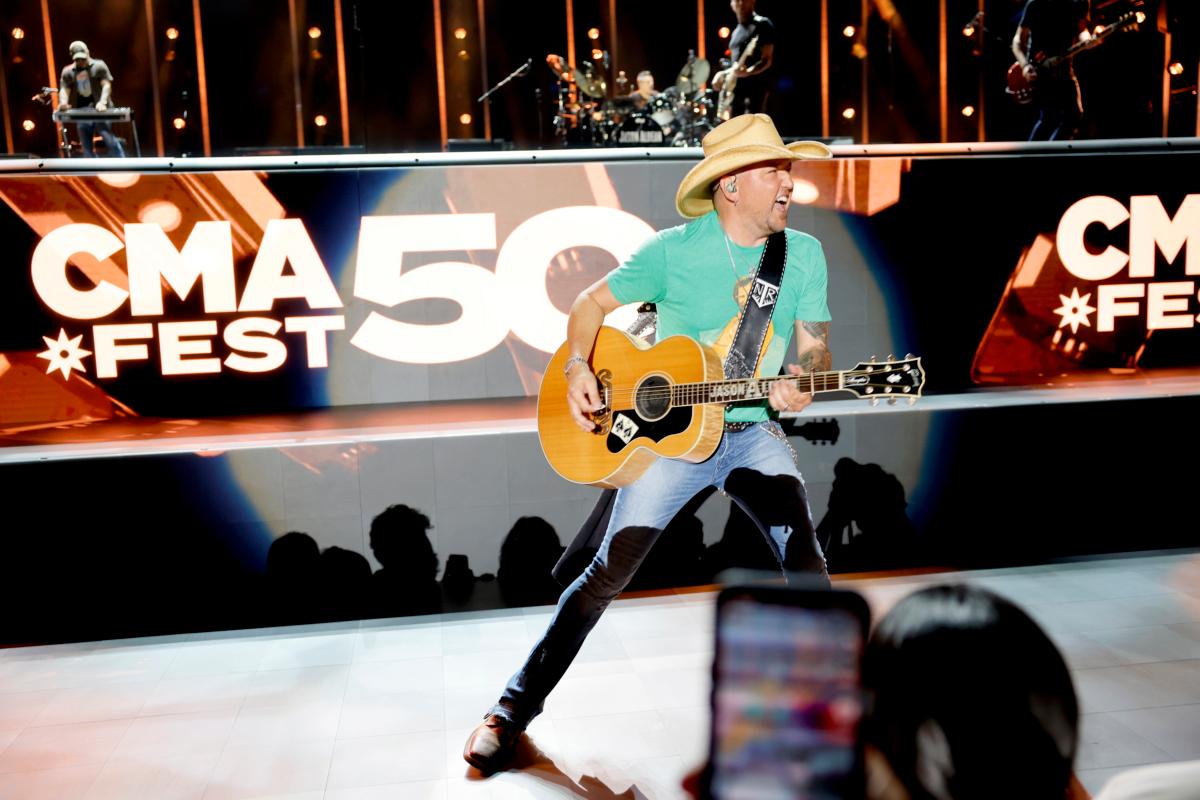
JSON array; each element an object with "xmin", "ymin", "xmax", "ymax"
[
  {"xmin": 1011, "ymin": 0, "xmax": 1092, "ymax": 140},
  {"xmin": 713, "ymin": 0, "xmax": 776, "ymax": 115},
  {"xmin": 463, "ymin": 114, "xmax": 834, "ymax": 773}
]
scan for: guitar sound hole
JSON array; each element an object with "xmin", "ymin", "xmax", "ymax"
[{"xmin": 634, "ymin": 375, "xmax": 672, "ymax": 421}]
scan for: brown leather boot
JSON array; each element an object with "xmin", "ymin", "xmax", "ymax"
[{"xmin": 462, "ymin": 713, "xmax": 523, "ymax": 773}]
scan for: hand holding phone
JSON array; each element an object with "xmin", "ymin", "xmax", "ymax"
[{"xmin": 705, "ymin": 585, "xmax": 871, "ymax": 800}]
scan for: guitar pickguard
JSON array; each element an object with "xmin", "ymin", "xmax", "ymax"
[{"xmin": 606, "ymin": 406, "xmax": 693, "ymax": 454}]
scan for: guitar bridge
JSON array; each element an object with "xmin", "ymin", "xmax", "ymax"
[{"xmin": 592, "ymin": 369, "xmax": 613, "ymax": 434}]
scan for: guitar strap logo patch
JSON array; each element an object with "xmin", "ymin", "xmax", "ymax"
[{"xmin": 750, "ymin": 278, "xmax": 779, "ymax": 309}]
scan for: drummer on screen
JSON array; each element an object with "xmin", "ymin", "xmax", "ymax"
[{"xmin": 627, "ymin": 70, "xmax": 659, "ymax": 111}]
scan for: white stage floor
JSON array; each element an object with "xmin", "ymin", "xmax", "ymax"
[{"xmin": 1, "ymin": 551, "xmax": 1199, "ymax": 799}]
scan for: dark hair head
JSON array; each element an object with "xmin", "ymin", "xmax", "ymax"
[
  {"xmin": 864, "ymin": 584, "xmax": 1078, "ymax": 800},
  {"xmin": 368, "ymin": 504, "xmax": 437, "ymax": 577},
  {"xmin": 499, "ymin": 516, "xmax": 561, "ymax": 573},
  {"xmin": 266, "ymin": 531, "xmax": 319, "ymax": 577}
]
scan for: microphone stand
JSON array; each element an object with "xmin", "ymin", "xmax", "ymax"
[
  {"xmin": 477, "ymin": 58, "xmax": 531, "ymax": 103},
  {"xmin": 477, "ymin": 59, "xmax": 532, "ymax": 150}
]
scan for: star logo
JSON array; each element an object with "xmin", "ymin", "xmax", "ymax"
[
  {"xmin": 1053, "ymin": 287, "xmax": 1096, "ymax": 335},
  {"xmin": 37, "ymin": 329, "xmax": 91, "ymax": 380}
]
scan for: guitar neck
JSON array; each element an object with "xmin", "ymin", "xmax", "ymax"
[
  {"xmin": 1044, "ymin": 17, "xmax": 1131, "ymax": 69},
  {"xmin": 669, "ymin": 371, "xmax": 845, "ymax": 407}
]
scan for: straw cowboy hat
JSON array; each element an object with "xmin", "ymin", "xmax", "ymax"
[{"xmin": 674, "ymin": 114, "xmax": 832, "ymax": 218}]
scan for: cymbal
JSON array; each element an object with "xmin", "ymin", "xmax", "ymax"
[
  {"xmin": 675, "ymin": 57, "xmax": 710, "ymax": 95},
  {"xmin": 546, "ymin": 53, "xmax": 571, "ymax": 82},
  {"xmin": 573, "ymin": 62, "xmax": 607, "ymax": 98}
]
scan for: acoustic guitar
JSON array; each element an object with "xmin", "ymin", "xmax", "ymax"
[{"xmin": 538, "ymin": 326, "xmax": 925, "ymax": 488}]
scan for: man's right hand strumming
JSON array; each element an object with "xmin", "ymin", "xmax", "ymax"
[
  {"xmin": 564, "ymin": 278, "xmax": 624, "ymax": 432},
  {"xmin": 566, "ymin": 360, "xmax": 603, "ymax": 431}
]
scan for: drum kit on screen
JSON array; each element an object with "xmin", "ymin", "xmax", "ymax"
[{"xmin": 546, "ymin": 50, "xmax": 717, "ymax": 148}]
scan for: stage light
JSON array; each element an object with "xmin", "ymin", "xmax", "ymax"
[
  {"xmin": 961, "ymin": 105, "xmax": 975, "ymax": 117},
  {"xmin": 842, "ymin": 107, "xmax": 856, "ymax": 120},
  {"xmin": 138, "ymin": 200, "xmax": 182, "ymax": 231},
  {"xmin": 1093, "ymin": 24, "xmax": 1105, "ymax": 35},
  {"xmin": 308, "ymin": 26, "xmax": 321, "ymax": 39},
  {"xmin": 166, "ymin": 27, "xmax": 179, "ymax": 40},
  {"xmin": 457, "ymin": 49, "xmax": 469, "ymax": 61},
  {"xmin": 172, "ymin": 116, "xmax": 186, "ymax": 130},
  {"xmin": 314, "ymin": 114, "xmax": 328, "ymax": 127},
  {"xmin": 718, "ymin": 26, "xmax": 731, "ymax": 39},
  {"xmin": 962, "ymin": 24, "xmax": 975, "ymax": 37},
  {"xmin": 21, "ymin": 119, "xmax": 34, "ymax": 131},
  {"xmin": 11, "ymin": 27, "xmax": 25, "ymax": 40},
  {"xmin": 851, "ymin": 42, "xmax": 867, "ymax": 59},
  {"xmin": 791, "ymin": 179, "xmax": 820, "ymax": 204},
  {"xmin": 587, "ymin": 28, "xmax": 600, "ymax": 40},
  {"xmin": 165, "ymin": 49, "xmax": 176, "ymax": 62},
  {"xmin": 1136, "ymin": 11, "xmax": 1146, "ymax": 23},
  {"xmin": 1169, "ymin": 62, "xmax": 1185, "ymax": 76},
  {"xmin": 592, "ymin": 48, "xmax": 603, "ymax": 60},
  {"xmin": 453, "ymin": 27, "xmax": 467, "ymax": 40},
  {"xmin": 459, "ymin": 113, "xmax": 472, "ymax": 124},
  {"xmin": 842, "ymin": 25, "xmax": 856, "ymax": 38}
]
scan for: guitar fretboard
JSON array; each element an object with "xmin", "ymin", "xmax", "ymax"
[{"xmin": 670, "ymin": 371, "xmax": 845, "ymax": 407}]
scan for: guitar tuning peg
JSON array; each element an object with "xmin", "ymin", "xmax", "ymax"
[
  {"xmin": 907, "ymin": 396, "xmax": 916, "ymax": 406},
  {"xmin": 869, "ymin": 397, "xmax": 879, "ymax": 407},
  {"xmin": 887, "ymin": 397, "xmax": 897, "ymax": 406},
  {"xmin": 886, "ymin": 353, "xmax": 895, "ymax": 361},
  {"xmin": 869, "ymin": 354, "xmax": 876, "ymax": 362},
  {"xmin": 905, "ymin": 353, "xmax": 915, "ymax": 360}
]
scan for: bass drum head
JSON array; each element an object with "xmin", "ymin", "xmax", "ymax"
[
  {"xmin": 647, "ymin": 96, "xmax": 677, "ymax": 129},
  {"xmin": 614, "ymin": 114, "xmax": 664, "ymax": 147}
]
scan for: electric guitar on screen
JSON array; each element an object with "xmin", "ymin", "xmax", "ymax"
[
  {"xmin": 537, "ymin": 326, "xmax": 925, "ymax": 488},
  {"xmin": 715, "ymin": 35, "xmax": 758, "ymax": 121},
  {"xmin": 1006, "ymin": 11, "xmax": 1139, "ymax": 105}
]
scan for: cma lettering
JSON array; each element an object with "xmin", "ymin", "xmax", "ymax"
[
  {"xmin": 1057, "ymin": 195, "xmax": 1200, "ymax": 332},
  {"xmin": 31, "ymin": 208, "xmax": 654, "ymax": 377},
  {"xmin": 33, "ymin": 220, "xmax": 344, "ymax": 376}
]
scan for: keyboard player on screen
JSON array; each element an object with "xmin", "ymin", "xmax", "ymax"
[{"xmin": 57, "ymin": 40, "xmax": 126, "ymax": 157}]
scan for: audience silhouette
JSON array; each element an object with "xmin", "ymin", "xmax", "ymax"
[
  {"xmin": 258, "ymin": 448, "xmax": 918, "ymax": 623},
  {"xmin": 817, "ymin": 457, "xmax": 919, "ymax": 572},
  {"xmin": 264, "ymin": 531, "xmax": 321, "ymax": 624},
  {"xmin": 319, "ymin": 546, "xmax": 373, "ymax": 620},
  {"xmin": 368, "ymin": 504, "xmax": 443, "ymax": 616},
  {"xmin": 498, "ymin": 516, "xmax": 565, "ymax": 606}
]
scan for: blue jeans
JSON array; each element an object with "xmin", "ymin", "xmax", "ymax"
[
  {"xmin": 493, "ymin": 421, "xmax": 828, "ymax": 728},
  {"xmin": 1029, "ymin": 73, "xmax": 1082, "ymax": 142},
  {"xmin": 77, "ymin": 121, "xmax": 125, "ymax": 157}
]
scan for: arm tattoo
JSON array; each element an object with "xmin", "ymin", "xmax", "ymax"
[{"xmin": 798, "ymin": 321, "xmax": 832, "ymax": 373}]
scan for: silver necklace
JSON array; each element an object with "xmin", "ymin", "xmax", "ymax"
[
  {"xmin": 723, "ymin": 233, "xmax": 744, "ymax": 280},
  {"xmin": 723, "ymin": 233, "xmax": 758, "ymax": 283}
]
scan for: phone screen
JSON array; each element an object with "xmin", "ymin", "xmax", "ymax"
[{"xmin": 709, "ymin": 591, "xmax": 866, "ymax": 800}]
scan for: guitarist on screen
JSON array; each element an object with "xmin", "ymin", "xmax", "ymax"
[
  {"xmin": 463, "ymin": 114, "xmax": 834, "ymax": 773},
  {"xmin": 712, "ymin": 0, "xmax": 776, "ymax": 115},
  {"xmin": 1011, "ymin": 0, "xmax": 1092, "ymax": 141}
]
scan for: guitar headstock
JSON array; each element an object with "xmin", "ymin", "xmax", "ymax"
[
  {"xmin": 1094, "ymin": 10, "xmax": 1142, "ymax": 40},
  {"xmin": 844, "ymin": 355, "xmax": 925, "ymax": 406}
]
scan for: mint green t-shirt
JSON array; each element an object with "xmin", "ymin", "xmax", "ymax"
[{"xmin": 607, "ymin": 211, "xmax": 831, "ymax": 424}]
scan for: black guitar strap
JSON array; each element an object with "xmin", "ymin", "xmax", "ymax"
[{"xmin": 723, "ymin": 230, "xmax": 787, "ymax": 380}]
